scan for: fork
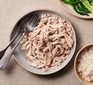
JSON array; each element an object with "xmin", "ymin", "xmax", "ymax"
[
  {"xmin": 0, "ymin": 12, "xmax": 39, "ymax": 69},
  {"xmin": 0, "ymin": 15, "xmax": 30, "ymax": 60}
]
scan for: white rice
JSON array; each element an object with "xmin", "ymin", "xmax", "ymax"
[{"xmin": 77, "ymin": 47, "xmax": 93, "ymax": 82}]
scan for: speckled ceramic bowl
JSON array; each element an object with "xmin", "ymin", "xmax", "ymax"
[{"xmin": 10, "ymin": 9, "xmax": 76, "ymax": 75}]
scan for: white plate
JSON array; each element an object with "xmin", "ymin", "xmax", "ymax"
[
  {"xmin": 59, "ymin": 0, "xmax": 93, "ymax": 19},
  {"xmin": 10, "ymin": 9, "xmax": 76, "ymax": 75}
]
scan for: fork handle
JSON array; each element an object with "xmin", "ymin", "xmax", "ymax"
[
  {"xmin": 0, "ymin": 33, "xmax": 25, "ymax": 69},
  {"xmin": 5, "ymin": 29, "xmax": 21, "ymax": 51}
]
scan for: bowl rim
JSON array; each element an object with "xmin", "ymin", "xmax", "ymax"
[
  {"xmin": 74, "ymin": 44, "xmax": 93, "ymax": 85},
  {"xmin": 10, "ymin": 9, "xmax": 76, "ymax": 75}
]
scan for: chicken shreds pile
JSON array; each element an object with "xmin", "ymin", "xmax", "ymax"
[{"xmin": 20, "ymin": 14, "xmax": 74, "ymax": 72}]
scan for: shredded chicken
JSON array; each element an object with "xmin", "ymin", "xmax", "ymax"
[{"xmin": 20, "ymin": 14, "xmax": 74, "ymax": 72}]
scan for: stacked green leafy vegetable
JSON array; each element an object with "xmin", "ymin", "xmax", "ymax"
[{"xmin": 61, "ymin": 0, "xmax": 93, "ymax": 15}]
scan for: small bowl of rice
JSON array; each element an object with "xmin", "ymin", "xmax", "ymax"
[{"xmin": 74, "ymin": 44, "xmax": 93, "ymax": 85}]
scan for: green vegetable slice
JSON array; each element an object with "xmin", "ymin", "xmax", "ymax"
[
  {"xmin": 62, "ymin": 0, "xmax": 80, "ymax": 5},
  {"xmin": 88, "ymin": 0, "xmax": 93, "ymax": 3},
  {"xmin": 78, "ymin": 2, "xmax": 91, "ymax": 13},
  {"xmin": 81, "ymin": 0, "xmax": 93, "ymax": 12},
  {"xmin": 88, "ymin": 0, "xmax": 93, "ymax": 5},
  {"xmin": 73, "ymin": 2, "xmax": 91, "ymax": 15}
]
